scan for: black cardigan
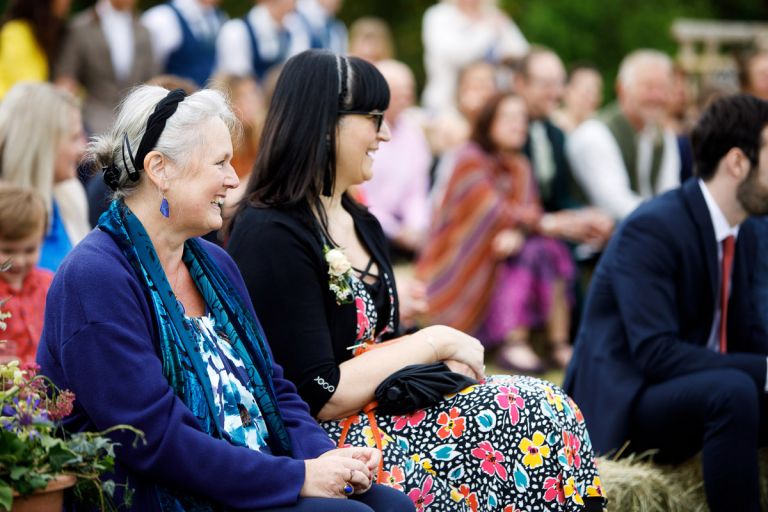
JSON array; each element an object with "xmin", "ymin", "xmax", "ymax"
[{"xmin": 228, "ymin": 203, "xmax": 400, "ymax": 416}]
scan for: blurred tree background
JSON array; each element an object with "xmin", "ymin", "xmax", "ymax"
[{"xmin": 10, "ymin": 0, "xmax": 768, "ymax": 97}]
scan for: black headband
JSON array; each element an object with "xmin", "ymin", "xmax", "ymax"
[
  {"xmin": 131, "ymin": 88, "xmax": 187, "ymax": 175},
  {"xmin": 104, "ymin": 89, "xmax": 187, "ymax": 191}
]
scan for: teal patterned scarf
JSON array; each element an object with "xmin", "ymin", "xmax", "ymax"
[{"xmin": 98, "ymin": 201, "xmax": 292, "ymax": 511}]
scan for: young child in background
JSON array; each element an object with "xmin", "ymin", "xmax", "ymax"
[{"xmin": 0, "ymin": 184, "xmax": 52, "ymax": 364}]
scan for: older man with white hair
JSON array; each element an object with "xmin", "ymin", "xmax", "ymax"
[{"xmin": 567, "ymin": 49, "xmax": 681, "ymax": 220}]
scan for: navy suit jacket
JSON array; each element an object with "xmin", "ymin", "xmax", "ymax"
[{"xmin": 564, "ymin": 178, "xmax": 768, "ymax": 454}]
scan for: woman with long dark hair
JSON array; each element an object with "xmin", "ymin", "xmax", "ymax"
[{"xmin": 228, "ymin": 50, "xmax": 605, "ymax": 511}]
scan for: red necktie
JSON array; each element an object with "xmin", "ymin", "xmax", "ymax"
[{"xmin": 719, "ymin": 235, "xmax": 735, "ymax": 353}]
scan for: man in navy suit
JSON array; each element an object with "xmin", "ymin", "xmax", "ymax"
[{"xmin": 565, "ymin": 94, "xmax": 768, "ymax": 512}]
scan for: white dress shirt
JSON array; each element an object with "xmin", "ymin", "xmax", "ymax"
[
  {"xmin": 529, "ymin": 120, "xmax": 556, "ymax": 198},
  {"xmin": 699, "ymin": 179, "xmax": 740, "ymax": 352},
  {"xmin": 697, "ymin": 180, "xmax": 767, "ymax": 389},
  {"xmin": 566, "ymin": 118, "xmax": 680, "ymax": 220},
  {"xmin": 141, "ymin": 0, "xmax": 223, "ymax": 69},
  {"xmin": 96, "ymin": 0, "xmax": 134, "ymax": 82},
  {"xmin": 216, "ymin": 5, "xmax": 310, "ymax": 77}
]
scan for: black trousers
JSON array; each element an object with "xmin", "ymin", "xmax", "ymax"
[
  {"xmin": 630, "ymin": 368, "xmax": 767, "ymax": 512},
  {"xmin": 254, "ymin": 484, "xmax": 416, "ymax": 512}
]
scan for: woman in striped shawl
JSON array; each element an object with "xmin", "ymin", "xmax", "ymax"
[{"xmin": 417, "ymin": 92, "xmax": 575, "ymax": 373}]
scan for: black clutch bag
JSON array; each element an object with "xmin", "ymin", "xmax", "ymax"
[{"xmin": 374, "ymin": 362, "xmax": 478, "ymax": 415}]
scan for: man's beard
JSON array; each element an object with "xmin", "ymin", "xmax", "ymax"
[{"xmin": 737, "ymin": 165, "xmax": 768, "ymax": 216}]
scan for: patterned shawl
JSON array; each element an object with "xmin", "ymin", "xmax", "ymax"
[{"xmin": 416, "ymin": 143, "xmax": 542, "ymax": 334}]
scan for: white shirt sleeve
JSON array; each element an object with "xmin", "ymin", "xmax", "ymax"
[
  {"xmin": 496, "ymin": 16, "xmax": 529, "ymax": 58},
  {"xmin": 567, "ymin": 119, "xmax": 644, "ymax": 220},
  {"xmin": 656, "ymin": 129, "xmax": 682, "ymax": 194},
  {"xmin": 215, "ymin": 18, "xmax": 253, "ymax": 76},
  {"xmin": 141, "ymin": 5, "xmax": 182, "ymax": 69}
]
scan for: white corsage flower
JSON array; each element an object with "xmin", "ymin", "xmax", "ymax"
[
  {"xmin": 324, "ymin": 245, "xmax": 354, "ymax": 304},
  {"xmin": 326, "ymin": 248, "xmax": 352, "ymax": 275}
]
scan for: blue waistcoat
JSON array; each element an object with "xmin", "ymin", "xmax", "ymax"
[
  {"xmin": 166, "ymin": 3, "xmax": 220, "ymax": 86},
  {"xmin": 243, "ymin": 17, "xmax": 290, "ymax": 81}
]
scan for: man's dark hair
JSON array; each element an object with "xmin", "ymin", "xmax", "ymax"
[{"xmin": 691, "ymin": 94, "xmax": 768, "ymax": 180}]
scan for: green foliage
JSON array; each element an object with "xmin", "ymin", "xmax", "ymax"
[
  {"xmin": 0, "ymin": 361, "xmax": 144, "ymax": 511},
  {"xmin": 511, "ymin": 0, "xmax": 712, "ymax": 98}
]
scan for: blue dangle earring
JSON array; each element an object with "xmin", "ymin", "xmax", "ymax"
[{"xmin": 160, "ymin": 196, "xmax": 170, "ymax": 218}]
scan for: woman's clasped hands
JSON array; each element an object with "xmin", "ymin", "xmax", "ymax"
[{"xmin": 301, "ymin": 447, "xmax": 381, "ymax": 498}]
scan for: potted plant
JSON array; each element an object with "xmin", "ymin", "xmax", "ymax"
[{"xmin": 0, "ymin": 360, "xmax": 143, "ymax": 511}]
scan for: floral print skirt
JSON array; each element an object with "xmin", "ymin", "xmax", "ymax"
[{"xmin": 321, "ymin": 375, "xmax": 605, "ymax": 511}]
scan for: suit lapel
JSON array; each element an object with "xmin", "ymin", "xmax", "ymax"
[
  {"xmin": 681, "ymin": 179, "xmax": 718, "ymax": 306},
  {"xmin": 91, "ymin": 9, "xmax": 118, "ymax": 84},
  {"xmin": 128, "ymin": 15, "xmax": 146, "ymax": 85}
]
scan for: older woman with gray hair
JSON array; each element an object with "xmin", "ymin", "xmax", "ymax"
[{"xmin": 36, "ymin": 85, "xmax": 414, "ymax": 512}]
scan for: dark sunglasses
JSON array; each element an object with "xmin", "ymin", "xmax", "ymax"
[{"xmin": 338, "ymin": 110, "xmax": 385, "ymax": 132}]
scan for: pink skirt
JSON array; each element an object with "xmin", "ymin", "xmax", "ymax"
[{"xmin": 479, "ymin": 235, "xmax": 575, "ymax": 346}]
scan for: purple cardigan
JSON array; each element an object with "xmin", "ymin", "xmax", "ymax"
[{"xmin": 37, "ymin": 229, "xmax": 334, "ymax": 511}]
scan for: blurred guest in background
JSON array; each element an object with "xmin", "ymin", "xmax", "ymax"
[
  {"xmin": 0, "ymin": 0, "xmax": 70, "ymax": 98},
  {"xmin": 217, "ymin": 0, "xmax": 309, "ymax": 82},
  {"xmin": 517, "ymin": 49, "xmax": 612, "ymax": 259},
  {"xmin": 56, "ymin": 0, "xmax": 158, "ymax": 135},
  {"xmin": 146, "ymin": 73, "xmax": 200, "ymax": 93},
  {"xmin": 294, "ymin": 0, "xmax": 347, "ymax": 54},
  {"xmin": 142, "ymin": 0, "xmax": 225, "ymax": 87},
  {"xmin": 421, "ymin": 0, "xmax": 528, "ymax": 115},
  {"xmin": 568, "ymin": 49, "xmax": 680, "ymax": 220},
  {"xmin": 0, "ymin": 185, "xmax": 52, "ymax": 365},
  {"xmin": 0, "ymin": 83, "xmax": 87, "ymax": 272},
  {"xmin": 362, "ymin": 60, "xmax": 431, "ymax": 260},
  {"xmin": 211, "ymin": 74, "xmax": 266, "ymax": 179},
  {"xmin": 739, "ymin": 48, "xmax": 768, "ymax": 101},
  {"xmin": 210, "ymin": 73, "xmax": 267, "ymax": 219},
  {"xmin": 347, "ymin": 16, "xmax": 394, "ymax": 63},
  {"xmin": 551, "ymin": 63, "xmax": 603, "ymax": 133},
  {"xmin": 668, "ymin": 64, "xmax": 696, "ymax": 182},
  {"xmin": 418, "ymin": 92, "xmax": 576, "ymax": 373},
  {"xmin": 429, "ymin": 60, "xmax": 499, "ymax": 209}
]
